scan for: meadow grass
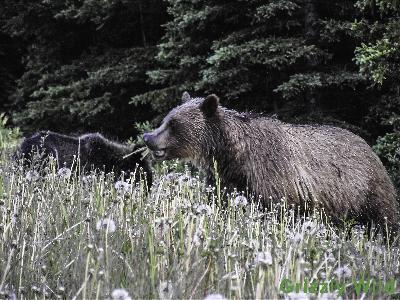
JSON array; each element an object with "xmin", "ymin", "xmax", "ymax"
[{"xmin": 0, "ymin": 127, "xmax": 400, "ymax": 299}]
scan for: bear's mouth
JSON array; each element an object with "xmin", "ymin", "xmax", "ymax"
[{"xmin": 153, "ymin": 149, "xmax": 166, "ymax": 159}]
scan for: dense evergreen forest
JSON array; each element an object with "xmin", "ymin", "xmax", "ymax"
[{"xmin": 1, "ymin": 0, "xmax": 399, "ymax": 188}]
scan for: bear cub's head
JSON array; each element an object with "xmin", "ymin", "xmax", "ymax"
[{"xmin": 143, "ymin": 92, "xmax": 220, "ymax": 161}]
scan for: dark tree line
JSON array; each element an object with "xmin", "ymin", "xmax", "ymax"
[{"xmin": 0, "ymin": 0, "xmax": 399, "ymax": 187}]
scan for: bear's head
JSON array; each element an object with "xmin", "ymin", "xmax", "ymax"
[{"xmin": 143, "ymin": 92, "xmax": 220, "ymax": 161}]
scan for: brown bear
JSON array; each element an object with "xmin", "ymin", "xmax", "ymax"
[
  {"xmin": 144, "ymin": 92, "xmax": 399, "ymax": 232},
  {"xmin": 18, "ymin": 131, "xmax": 152, "ymax": 187}
]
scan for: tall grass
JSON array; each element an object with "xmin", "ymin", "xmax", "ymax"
[{"xmin": 0, "ymin": 125, "xmax": 399, "ymax": 299}]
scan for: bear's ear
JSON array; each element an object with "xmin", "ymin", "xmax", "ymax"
[
  {"xmin": 182, "ymin": 91, "xmax": 191, "ymax": 103},
  {"xmin": 201, "ymin": 94, "xmax": 219, "ymax": 117}
]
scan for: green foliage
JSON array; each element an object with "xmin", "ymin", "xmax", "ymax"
[
  {"xmin": 0, "ymin": 113, "xmax": 21, "ymax": 152},
  {"xmin": 354, "ymin": 0, "xmax": 400, "ymax": 190},
  {"xmin": 135, "ymin": 0, "xmax": 372, "ymax": 128},
  {"xmin": 1, "ymin": 0, "xmax": 165, "ymax": 138},
  {"xmin": 374, "ymin": 133, "xmax": 400, "ymax": 189}
]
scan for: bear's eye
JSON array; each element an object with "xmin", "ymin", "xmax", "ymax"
[{"xmin": 168, "ymin": 119, "xmax": 179, "ymax": 130}]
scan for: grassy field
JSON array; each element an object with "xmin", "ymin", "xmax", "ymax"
[{"xmin": 0, "ymin": 124, "xmax": 400, "ymax": 299}]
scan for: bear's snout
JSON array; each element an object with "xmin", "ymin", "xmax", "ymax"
[
  {"xmin": 143, "ymin": 132, "xmax": 156, "ymax": 150},
  {"xmin": 143, "ymin": 131, "xmax": 168, "ymax": 159},
  {"xmin": 143, "ymin": 132, "xmax": 151, "ymax": 145},
  {"xmin": 143, "ymin": 131, "xmax": 166, "ymax": 150}
]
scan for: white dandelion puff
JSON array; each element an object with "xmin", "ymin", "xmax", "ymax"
[
  {"xmin": 178, "ymin": 174, "xmax": 193, "ymax": 185},
  {"xmin": 254, "ymin": 251, "xmax": 273, "ymax": 266},
  {"xmin": 192, "ymin": 229, "xmax": 204, "ymax": 246},
  {"xmin": 285, "ymin": 292, "xmax": 310, "ymax": 300},
  {"xmin": 203, "ymin": 294, "xmax": 227, "ymax": 300},
  {"xmin": 57, "ymin": 167, "xmax": 71, "ymax": 179},
  {"xmin": 111, "ymin": 288, "xmax": 132, "ymax": 300},
  {"xmin": 25, "ymin": 170, "xmax": 39, "ymax": 182},
  {"xmin": 292, "ymin": 232, "xmax": 304, "ymax": 243},
  {"xmin": 232, "ymin": 195, "xmax": 248, "ymax": 207},
  {"xmin": 319, "ymin": 292, "xmax": 341, "ymax": 300},
  {"xmin": 96, "ymin": 218, "xmax": 116, "ymax": 233},
  {"xmin": 115, "ymin": 181, "xmax": 132, "ymax": 193},
  {"xmin": 158, "ymin": 281, "xmax": 174, "ymax": 300},
  {"xmin": 195, "ymin": 204, "xmax": 213, "ymax": 216},
  {"xmin": 334, "ymin": 265, "xmax": 352, "ymax": 279},
  {"xmin": 82, "ymin": 175, "xmax": 95, "ymax": 185},
  {"xmin": 178, "ymin": 198, "xmax": 192, "ymax": 209},
  {"xmin": 302, "ymin": 220, "xmax": 317, "ymax": 234}
]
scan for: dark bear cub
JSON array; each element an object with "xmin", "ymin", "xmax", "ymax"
[
  {"xmin": 144, "ymin": 92, "xmax": 399, "ymax": 233},
  {"xmin": 18, "ymin": 131, "xmax": 152, "ymax": 186}
]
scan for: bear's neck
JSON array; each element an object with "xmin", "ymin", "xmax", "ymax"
[{"xmin": 200, "ymin": 110, "xmax": 283, "ymax": 191}]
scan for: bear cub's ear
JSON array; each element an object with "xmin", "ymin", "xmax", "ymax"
[
  {"xmin": 201, "ymin": 94, "xmax": 219, "ymax": 116},
  {"xmin": 182, "ymin": 91, "xmax": 191, "ymax": 103}
]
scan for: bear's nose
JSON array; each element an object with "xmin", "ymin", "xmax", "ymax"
[{"xmin": 143, "ymin": 132, "xmax": 157, "ymax": 150}]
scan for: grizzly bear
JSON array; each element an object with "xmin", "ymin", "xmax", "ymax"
[
  {"xmin": 18, "ymin": 131, "xmax": 152, "ymax": 186},
  {"xmin": 144, "ymin": 92, "xmax": 399, "ymax": 231}
]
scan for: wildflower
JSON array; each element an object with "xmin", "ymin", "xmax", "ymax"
[
  {"xmin": 326, "ymin": 252, "xmax": 336, "ymax": 263},
  {"xmin": 158, "ymin": 281, "xmax": 174, "ymax": 300},
  {"xmin": 319, "ymin": 292, "xmax": 341, "ymax": 300},
  {"xmin": 178, "ymin": 198, "xmax": 192, "ymax": 209},
  {"xmin": 285, "ymin": 292, "xmax": 310, "ymax": 300},
  {"xmin": 178, "ymin": 174, "xmax": 193, "ymax": 185},
  {"xmin": 25, "ymin": 170, "xmax": 39, "ymax": 182},
  {"xmin": 302, "ymin": 220, "xmax": 317, "ymax": 234},
  {"xmin": 57, "ymin": 167, "xmax": 71, "ymax": 179},
  {"xmin": 111, "ymin": 288, "xmax": 132, "ymax": 300},
  {"xmin": 82, "ymin": 175, "xmax": 95, "ymax": 185},
  {"xmin": 203, "ymin": 294, "xmax": 227, "ymax": 300},
  {"xmin": 154, "ymin": 217, "xmax": 171, "ymax": 227},
  {"xmin": 195, "ymin": 204, "xmax": 213, "ymax": 216},
  {"xmin": 292, "ymin": 232, "xmax": 303, "ymax": 243},
  {"xmin": 193, "ymin": 229, "xmax": 204, "ymax": 246},
  {"xmin": 115, "ymin": 181, "xmax": 132, "ymax": 193},
  {"xmin": 96, "ymin": 218, "xmax": 117, "ymax": 233},
  {"xmin": 254, "ymin": 251, "xmax": 273, "ymax": 266},
  {"xmin": 232, "ymin": 195, "xmax": 248, "ymax": 207},
  {"xmin": 205, "ymin": 185, "xmax": 215, "ymax": 193},
  {"xmin": 334, "ymin": 265, "xmax": 352, "ymax": 279}
]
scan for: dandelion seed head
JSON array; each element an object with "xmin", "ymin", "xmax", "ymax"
[
  {"xmin": 111, "ymin": 288, "xmax": 132, "ymax": 300},
  {"xmin": 82, "ymin": 175, "xmax": 95, "ymax": 185},
  {"xmin": 203, "ymin": 294, "xmax": 227, "ymax": 300},
  {"xmin": 115, "ymin": 181, "xmax": 132, "ymax": 193},
  {"xmin": 195, "ymin": 204, "xmax": 213, "ymax": 216},
  {"xmin": 5, "ymin": 292, "xmax": 16, "ymax": 300},
  {"xmin": 205, "ymin": 185, "xmax": 215, "ymax": 193},
  {"xmin": 178, "ymin": 174, "xmax": 194, "ymax": 185},
  {"xmin": 334, "ymin": 265, "xmax": 352, "ymax": 278},
  {"xmin": 26, "ymin": 170, "xmax": 39, "ymax": 182},
  {"xmin": 158, "ymin": 281, "xmax": 174, "ymax": 300},
  {"xmin": 57, "ymin": 167, "xmax": 71, "ymax": 179},
  {"xmin": 254, "ymin": 251, "xmax": 273, "ymax": 266},
  {"xmin": 232, "ymin": 195, "xmax": 248, "ymax": 207},
  {"xmin": 319, "ymin": 292, "xmax": 341, "ymax": 300},
  {"xmin": 285, "ymin": 292, "xmax": 310, "ymax": 300},
  {"xmin": 193, "ymin": 230, "xmax": 204, "ymax": 246},
  {"xmin": 96, "ymin": 218, "xmax": 116, "ymax": 233},
  {"xmin": 292, "ymin": 232, "xmax": 303, "ymax": 243},
  {"xmin": 302, "ymin": 220, "xmax": 317, "ymax": 233}
]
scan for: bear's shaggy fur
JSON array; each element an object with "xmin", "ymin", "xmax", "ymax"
[
  {"xmin": 18, "ymin": 131, "xmax": 152, "ymax": 186},
  {"xmin": 144, "ymin": 92, "xmax": 399, "ymax": 231}
]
